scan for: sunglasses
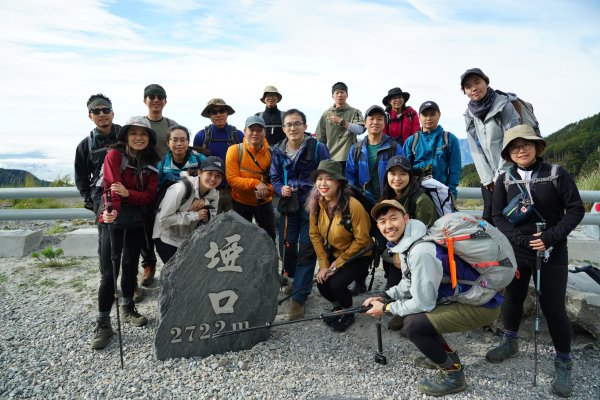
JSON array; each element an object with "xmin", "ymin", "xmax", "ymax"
[
  {"xmin": 90, "ymin": 108, "xmax": 112, "ymax": 115},
  {"xmin": 147, "ymin": 94, "xmax": 165, "ymax": 101},
  {"xmin": 209, "ymin": 108, "xmax": 228, "ymax": 116}
]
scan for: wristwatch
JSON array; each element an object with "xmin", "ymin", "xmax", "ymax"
[
  {"xmin": 339, "ymin": 119, "xmax": 345, "ymax": 128},
  {"xmin": 384, "ymin": 303, "xmax": 393, "ymax": 316}
]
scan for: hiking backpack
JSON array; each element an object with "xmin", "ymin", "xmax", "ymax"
[
  {"xmin": 413, "ymin": 177, "xmax": 457, "ymax": 218},
  {"xmin": 276, "ymin": 137, "xmax": 320, "ymax": 183},
  {"xmin": 203, "ymin": 125, "xmax": 240, "ymax": 148},
  {"xmin": 154, "ymin": 177, "xmax": 193, "ymax": 214},
  {"xmin": 503, "ymin": 164, "xmax": 559, "ymax": 192},
  {"xmin": 408, "ymin": 130, "xmax": 450, "ymax": 166},
  {"xmin": 408, "ymin": 212, "xmax": 518, "ymax": 306},
  {"xmin": 495, "ymin": 90, "xmax": 541, "ymax": 136}
]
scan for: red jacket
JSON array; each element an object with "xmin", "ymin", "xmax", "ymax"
[
  {"xmin": 384, "ymin": 106, "xmax": 420, "ymax": 145},
  {"xmin": 99, "ymin": 149, "xmax": 158, "ymax": 223}
]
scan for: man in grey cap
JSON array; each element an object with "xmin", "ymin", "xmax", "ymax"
[
  {"xmin": 315, "ymin": 82, "xmax": 365, "ymax": 172},
  {"xmin": 143, "ymin": 84, "xmax": 178, "ymax": 158},
  {"xmin": 193, "ymin": 98, "xmax": 244, "ymax": 212},
  {"xmin": 225, "ymin": 115, "xmax": 276, "ymax": 240},
  {"xmin": 255, "ymin": 85, "xmax": 286, "ymax": 145},
  {"xmin": 461, "ymin": 68, "xmax": 520, "ymax": 224},
  {"xmin": 345, "ymin": 105, "xmax": 405, "ymax": 295}
]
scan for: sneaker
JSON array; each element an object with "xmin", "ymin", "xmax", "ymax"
[
  {"xmin": 140, "ymin": 264, "xmax": 155, "ymax": 287},
  {"xmin": 387, "ymin": 315, "xmax": 404, "ymax": 331},
  {"xmin": 552, "ymin": 357, "xmax": 573, "ymax": 398},
  {"xmin": 120, "ymin": 302, "xmax": 148, "ymax": 327},
  {"xmin": 90, "ymin": 317, "xmax": 113, "ymax": 349},
  {"xmin": 415, "ymin": 351, "xmax": 461, "ymax": 370},
  {"xmin": 331, "ymin": 313, "xmax": 355, "ymax": 332},
  {"xmin": 288, "ymin": 299, "xmax": 305, "ymax": 320},
  {"xmin": 418, "ymin": 365, "xmax": 468, "ymax": 397},
  {"xmin": 349, "ymin": 280, "xmax": 367, "ymax": 296},
  {"xmin": 485, "ymin": 336, "xmax": 519, "ymax": 363},
  {"xmin": 133, "ymin": 285, "xmax": 144, "ymax": 303},
  {"xmin": 322, "ymin": 306, "xmax": 343, "ymax": 326}
]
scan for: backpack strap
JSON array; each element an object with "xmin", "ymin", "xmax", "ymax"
[
  {"xmin": 228, "ymin": 125, "xmax": 239, "ymax": 146},
  {"xmin": 181, "ymin": 177, "xmax": 193, "ymax": 204},
  {"xmin": 410, "ymin": 131, "xmax": 420, "ymax": 164},
  {"xmin": 400, "ymin": 238, "xmax": 427, "ymax": 280},
  {"xmin": 203, "ymin": 126, "xmax": 212, "ymax": 147}
]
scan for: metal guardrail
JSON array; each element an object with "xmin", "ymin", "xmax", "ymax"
[{"xmin": 0, "ymin": 186, "xmax": 599, "ymax": 224}]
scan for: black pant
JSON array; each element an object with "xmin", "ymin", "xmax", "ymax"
[
  {"xmin": 317, "ymin": 255, "xmax": 372, "ymax": 308},
  {"xmin": 140, "ymin": 219, "xmax": 156, "ymax": 267},
  {"xmin": 154, "ymin": 238, "xmax": 178, "ymax": 265},
  {"xmin": 385, "ymin": 260, "xmax": 402, "ymax": 289},
  {"xmin": 404, "ymin": 313, "xmax": 449, "ymax": 364},
  {"xmin": 98, "ymin": 224, "xmax": 145, "ymax": 312},
  {"xmin": 502, "ymin": 257, "xmax": 571, "ymax": 353},
  {"xmin": 232, "ymin": 200, "xmax": 276, "ymax": 241},
  {"xmin": 481, "ymin": 184, "xmax": 494, "ymax": 225}
]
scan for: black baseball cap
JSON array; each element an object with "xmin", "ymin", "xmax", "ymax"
[
  {"xmin": 201, "ymin": 156, "xmax": 225, "ymax": 175},
  {"xmin": 365, "ymin": 105, "xmax": 386, "ymax": 117},
  {"xmin": 460, "ymin": 68, "xmax": 490, "ymax": 88},
  {"xmin": 419, "ymin": 101, "xmax": 440, "ymax": 114},
  {"xmin": 386, "ymin": 155, "xmax": 412, "ymax": 172}
]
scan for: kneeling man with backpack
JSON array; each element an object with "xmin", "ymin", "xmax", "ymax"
[{"xmin": 364, "ymin": 201, "xmax": 517, "ymax": 397}]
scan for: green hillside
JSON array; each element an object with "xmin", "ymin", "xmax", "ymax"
[
  {"xmin": 460, "ymin": 112, "xmax": 600, "ymax": 187},
  {"xmin": 0, "ymin": 168, "xmax": 51, "ymax": 188}
]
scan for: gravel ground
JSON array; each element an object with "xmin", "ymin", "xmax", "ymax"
[{"xmin": 0, "ymin": 221, "xmax": 599, "ymax": 399}]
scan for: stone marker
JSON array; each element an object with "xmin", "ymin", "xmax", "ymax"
[{"xmin": 155, "ymin": 211, "xmax": 279, "ymax": 360}]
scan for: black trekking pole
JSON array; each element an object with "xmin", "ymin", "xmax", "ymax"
[
  {"xmin": 278, "ymin": 242, "xmax": 374, "ymax": 305},
  {"xmin": 368, "ymin": 249, "xmax": 381, "ymax": 292},
  {"xmin": 280, "ymin": 213, "xmax": 290, "ymax": 289},
  {"xmin": 106, "ymin": 190, "xmax": 124, "ymax": 369},
  {"xmin": 569, "ymin": 265, "xmax": 600, "ymax": 285},
  {"xmin": 374, "ymin": 317, "xmax": 387, "ymax": 365},
  {"xmin": 212, "ymin": 305, "xmax": 373, "ymax": 338},
  {"xmin": 533, "ymin": 222, "xmax": 545, "ymax": 386}
]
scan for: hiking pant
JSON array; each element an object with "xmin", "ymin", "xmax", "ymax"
[
  {"xmin": 481, "ymin": 184, "xmax": 494, "ymax": 225},
  {"xmin": 232, "ymin": 199, "xmax": 276, "ymax": 241},
  {"xmin": 98, "ymin": 224, "xmax": 145, "ymax": 313},
  {"xmin": 317, "ymin": 255, "xmax": 372, "ymax": 308},
  {"xmin": 140, "ymin": 219, "xmax": 156, "ymax": 268},
  {"xmin": 278, "ymin": 208, "xmax": 316, "ymax": 304},
  {"xmin": 154, "ymin": 238, "xmax": 178, "ymax": 265},
  {"xmin": 502, "ymin": 257, "xmax": 571, "ymax": 353},
  {"xmin": 218, "ymin": 187, "xmax": 233, "ymax": 213}
]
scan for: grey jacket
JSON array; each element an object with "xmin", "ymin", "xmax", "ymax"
[
  {"xmin": 385, "ymin": 219, "xmax": 443, "ymax": 316},
  {"xmin": 464, "ymin": 94, "xmax": 520, "ymax": 186},
  {"xmin": 152, "ymin": 175, "xmax": 219, "ymax": 247}
]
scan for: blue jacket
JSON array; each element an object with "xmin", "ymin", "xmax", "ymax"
[
  {"xmin": 403, "ymin": 125, "xmax": 461, "ymax": 197},
  {"xmin": 270, "ymin": 136, "xmax": 330, "ymax": 205},
  {"xmin": 345, "ymin": 135, "xmax": 405, "ymax": 198},
  {"xmin": 157, "ymin": 149, "xmax": 206, "ymax": 190}
]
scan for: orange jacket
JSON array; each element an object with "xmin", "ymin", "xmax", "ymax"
[{"xmin": 225, "ymin": 138, "xmax": 274, "ymax": 206}]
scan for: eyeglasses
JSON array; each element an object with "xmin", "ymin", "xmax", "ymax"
[
  {"xmin": 147, "ymin": 94, "xmax": 165, "ymax": 101},
  {"xmin": 509, "ymin": 142, "xmax": 535, "ymax": 154},
  {"xmin": 90, "ymin": 108, "xmax": 112, "ymax": 115},
  {"xmin": 169, "ymin": 138, "xmax": 189, "ymax": 144},
  {"xmin": 209, "ymin": 108, "xmax": 228, "ymax": 116},
  {"xmin": 283, "ymin": 121, "xmax": 304, "ymax": 129}
]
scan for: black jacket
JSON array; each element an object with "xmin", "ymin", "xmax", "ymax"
[
  {"xmin": 492, "ymin": 159, "xmax": 584, "ymax": 265},
  {"xmin": 74, "ymin": 125, "xmax": 120, "ymax": 207}
]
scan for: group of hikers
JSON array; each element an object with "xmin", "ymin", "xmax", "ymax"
[{"xmin": 75, "ymin": 68, "xmax": 584, "ymax": 397}]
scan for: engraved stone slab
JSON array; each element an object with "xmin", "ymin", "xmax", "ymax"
[{"xmin": 155, "ymin": 211, "xmax": 279, "ymax": 360}]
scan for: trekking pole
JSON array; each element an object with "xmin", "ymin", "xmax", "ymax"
[
  {"xmin": 106, "ymin": 190, "xmax": 124, "ymax": 369},
  {"xmin": 368, "ymin": 249, "xmax": 381, "ymax": 292},
  {"xmin": 212, "ymin": 305, "xmax": 373, "ymax": 338},
  {"xmin": 569, "ymin": 265, "xmax": 600, "ymax": 285},
  {"xmin": 533, "ymin": 221, "xmax": 545, "ymax": 386},
  {"xmin": 278, "ymin": 243, "xmax": 374, "ymax": 304},
  {"xmin": 280, "ymin": 213, "xmax": 289, "ymax": 288},
  {"xmin": 374, "ymin": 317, "xmax": 387, "ymax": 365}
]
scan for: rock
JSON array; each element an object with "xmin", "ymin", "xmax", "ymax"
[
  {"xmin": 566, "ymin": 269, "xmax": 600, "ymax": 339},
  {"xmin": 155, "ymin": 211, "xmax": 279, "ymax": 360}
]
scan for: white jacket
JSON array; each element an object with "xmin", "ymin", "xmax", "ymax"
[
  {"xmin": 385, "ymin": 219, "xmax": 443, "ymax": 317},
  {"xmin": 152, "ymin": 176, "xmax": 219, "ymax": 247}
]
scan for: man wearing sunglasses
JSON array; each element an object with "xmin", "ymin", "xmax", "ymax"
[
  {"xmin": 75, "ymin": 93, "xmax": 120, "ymax": 214},
  {"xmin": 143, "ymin": 84, "xmax": 178, "ymax": 158},
  {"xmin": 193, "ymin": 98, "xmax": 244, "ymax": 212}
]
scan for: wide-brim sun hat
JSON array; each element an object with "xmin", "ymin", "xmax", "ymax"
[
  {"xmin": 382, "ymin": 87, "xmax": 410, "ymax": 106},
  {"xmin": 309, "ymin": 160, "xmax": 347, "ymax": 183},
  {"xmin": 501, "ymin": 124, "xmax": 546, "ymax": 161},
  {"xmin": 260, "ymin": 85, "xmax": 282, "ymax": 103},
  {"xmin": 201, "ymin": 98, "xmax": 235, "ymax": 118},
  {"xmin": 117, "ymin": 116, "xmax": 157, "ymax": 146}
]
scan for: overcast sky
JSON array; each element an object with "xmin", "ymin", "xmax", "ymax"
[{"xmin": 1, "ymin": 0, "xmax": 599, "ymax": 180}]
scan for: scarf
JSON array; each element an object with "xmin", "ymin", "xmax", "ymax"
[{"xmin": 468, "ymin": 87, "xmax": 497, "ymax": 121}]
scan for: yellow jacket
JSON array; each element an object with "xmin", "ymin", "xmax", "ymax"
[
  {"xmin": 309, "ymin": 196, "xmax": 372, "ymax": 269},
  {"xmin": 225, "ymin": 138, "xmax": 274, "ymax": 206}
]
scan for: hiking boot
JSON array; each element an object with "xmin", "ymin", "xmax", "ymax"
[
  {"xmin": 387, "ymin": 315, "xmax": 404, "ymax": 331},
  {"xmin": 552, "ymin": 357, "xmax": 573, "ymax": 398},
  {"xmin": 140, "ymin": 264, "xmax": 155, "ymax": 287},
  {"xmin": 280, "ymin": 274, "xmax": 290, "ymax": 287},
  {"xmin": 331, "ymin": 313, "xmax": 355, "ymax": 333},
  {"xmin": 90, "ymin": 317, "xmax": 113, "ymax": 349},
  {"xmin": 415, "ymin": 351, "xmax": 461, "ymax": 370},
  {"xmin": 133, "ymin": 285, "xmax": 144, "ymax": 303},
  {"xmin": 288, "ymin": 299, "xmax": 305, "ymax": 320},
  {"xmin": 418, "ymin": 365, "xmax": 468, "ymax": 397},
  {"xmin": 284, "ymin": 285, "xmax": 293, "ymax": 295},
  {"xmin": 485, "ymin": 336, "xmax": 519, "ymax": 363},
  {"xmin": 322, "ymin": 306, "xmax": 343, "ymax": 326},
  {"xmin": 349, "ymin": 280, "xmax": 367, "ymax": 296},
  {"xmin": 120, "ymin": 302, "xmax": 148, "ymax": 327}
]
